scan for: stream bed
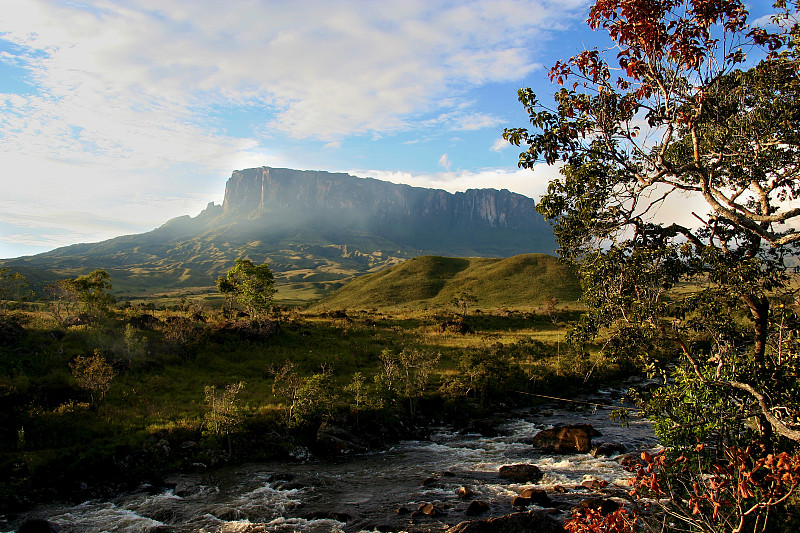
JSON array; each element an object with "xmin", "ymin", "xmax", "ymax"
[{"xmin": 3, "ymin": 389, "xmax": 659, "ymax": 532}]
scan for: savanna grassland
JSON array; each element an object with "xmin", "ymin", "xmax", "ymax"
[{"xmin": 0, "ymin": 255, "xmax": 630, "ymax": 513}]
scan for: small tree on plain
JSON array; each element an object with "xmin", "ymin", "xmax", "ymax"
[
  {"xmin": 203, "ymin": 381, "xmax": 246, "ymax": 455},
  {"xmin": 70, "ymin": 350, "xmax": 115, "ymax": 409},
  {"xmin": 216, "ymin": 259, "xmax": 276, "ymax": 319}
]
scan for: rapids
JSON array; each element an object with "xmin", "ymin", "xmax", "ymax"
[{"xmin": 3, "ymin": 389, "xmax": 658, "ymax": 533}]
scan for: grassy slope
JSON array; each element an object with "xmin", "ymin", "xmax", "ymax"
[{"xmin": 312, "ymin": 253, "xmax": 581, "ymax": 311}]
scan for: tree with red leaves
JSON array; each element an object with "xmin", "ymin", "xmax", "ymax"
[{"xmin": 508, "ymin": 1, "xmax": 800, "ymax": 531}]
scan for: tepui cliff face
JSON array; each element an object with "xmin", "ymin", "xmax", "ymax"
[{"xmin": 220, "ymin": 167, "xmax": 554, "ymax": 256}]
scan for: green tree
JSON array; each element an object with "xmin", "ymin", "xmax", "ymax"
[
  {"xmin": 216, "ymin": 259, "xmax": 276, "ymax": 319},
  {"xmin": 203, "ymin": 381, "xmax": 246, "ymax": 455},
  {"xmin": 451, "ymin": 289, "xmax": 477, "ymax": 317},
  {"xmin": 0, "ymin": 268, "xmax": 29, "ymax": 313},
  {"xmin": 70, "ymin": 350, "xmax": 115, "ymax": 408},
  {"xmin": 506, "ymin": 0, "xmax": 800, "ymax": 530},
  {"xmin": 47, "ymin": 270, "xmax": 115, "ymax": 321}
]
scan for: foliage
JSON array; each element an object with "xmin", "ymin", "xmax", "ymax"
[
  {"xmin": 626, "ymin": 446, "xmax": 800, "ymax": 533},
  {"xmin": 440, "ymin": 346, "xmax": 526, "ymax": 407},
  {"xmin": 506, "ymin": 0, "xmax": 800, "ymax": 527},
  {"xmin": 378, "ymin": 347, "xmax": 440, "ymax": 419},
  {"xmin": 565, "ymin": 507, "xmax": 638, "ymax": 533},
  {"xmin": 69, "ymin": 350, "xmax": 115, "ymax": 408},
  {"xmin": 451, "ymin": 289, "xmax": 477, "ymax": 317},
  {"xmin": 216, "ymin": 259, "xmax": 276, "ymax": 319},
  {"xmin": 46, "ymin": 270, "xmax": 115, "ymax": 322},
  {"xmin": 203, "ymin": 381, "xmax": 246, "ymax": 454},
  {"xmin": 0, "ymin": 268, "xmax": 29, "ymax": 313}
]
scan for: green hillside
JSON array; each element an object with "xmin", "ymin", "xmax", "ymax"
[{"xmin": 312, "ymin": 253, "xmax": 581, "ymax": 311}]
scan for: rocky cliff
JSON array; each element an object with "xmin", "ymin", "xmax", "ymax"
[{"xmin": 220, "ymin": 167, "xmax": 553, "ymax": 256}]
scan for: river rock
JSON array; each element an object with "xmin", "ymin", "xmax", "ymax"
[
  {"xmin": 511, "ymin": 495, "xmax": 531, "ymax": 507},
  {"xmin": 458, "ymin": 486, "xmax": 476, "ymax": 499},
  {"xmin": 520, "ymin": 487, "xmax": 553, "ymax": 507},
  {"xmin": 418, "ymin": 503, "xmax": 446, "ymax": 517},
  {"xmin": 530, "ymin": 424, "xmax": 601, "ymax": 453},
  {"xmin": 592, "ymin": 442, "xmax": 627, "ymax": 457},
  {"xmin": 498, "ymin": 464, "xmax": 543, "ymax": 483},
  {"xmin": 445, "ymin": 511, "xmax": 564, "ymax": 532},
  {"xmin": 316, "ymin": 424, "xmax": 368, "ymax": 454},
  {"xmin": 466, "ymin": 500, "xmax": 491, "ymax": 515}
]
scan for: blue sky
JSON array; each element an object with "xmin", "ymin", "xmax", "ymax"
[{"xmin": 0, "ymin": 0, "xmax": 775, "ymax": 258}]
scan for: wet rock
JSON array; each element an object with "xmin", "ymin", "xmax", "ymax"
[
  {"xmin": 511, "ymin": 495, "xmax": 531, "ymax": 507},
  {"xmin": 18, "ymin": 520, "xmax": 60, "ymax": 533},
  {"xmin": 519, "ymin": 488, "xmax": 553, "ymax": 507},
  {"xmin": 420, "ymin": 476, "xmax": 440, "ymax": 487},
  {"xmin": 580, "ymin": 477, "xmax": 608, "ymax": 490},
  {"xmin": 396, "ymin": 506, "xmax": 412, "ymax": 515},
  {"xmin": 498, "ymin": 464, "xmax": 543, "ymax": 483},
  {"xmin": 457, "ymin": 486, "xmax": 476, "ymax": 499},
  {"xmin": 530, "ymin": 424, "xmax": 601, "ymax": 454},
  {"xmin": 592, "ymin": 442, "xmax": 627, "ymax": 457},
  {"xmin": 445, "ymin": 511, "xmax": 564, "ymax": 532},
  {"xmin": 418, "ymin": 503, "xmax": 446, "ymax": 517},
  {"xmin": 466, "ymin": 500, "xmax": 490, "ymax": 516},
  {"xmin": 316, "ymin": 424, "xmax": 368, "ymax": 454}
]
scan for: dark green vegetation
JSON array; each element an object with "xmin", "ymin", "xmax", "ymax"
[
  {"xmin": 0, "ymin": 264, "xmax": 606, "ymax": 513},
  {"xmin": 506, "ymin": 1, "xmax": 800, "ymax": 531},
  {"xmin": 0, "ymin": 168, "xmax": 556, "ymax": 305},
  {"xmin": 314, "ymin": 253, "xmax": 580, "ymax": 311}
]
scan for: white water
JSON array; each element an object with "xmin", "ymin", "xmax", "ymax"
[{"xmin": 3, "ymin": 393, "xmax": 658, "ymax": 533}]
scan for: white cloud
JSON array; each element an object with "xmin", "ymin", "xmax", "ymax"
[
  {"xmin": 452, "ymin": 112, "xmax": 503, "ymax": 131},
  {"xmin": 350, "ymin": 165, "xmax": 563, "ymax": 201},
  {"xmin": 491, "ymin": 138, "xmax": 510, "ymax": 152},
  {"xmin": 0, "ymin": 0, "xmax": 587, "ymax": 144},
  {"xmin": 438, "ymin": 153, "xmax": 452, "ymax": 171}
]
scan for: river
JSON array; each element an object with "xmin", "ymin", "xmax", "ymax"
[{"xmin": 3, "ymin": 388, "xmax": 658, "ymax": 533}]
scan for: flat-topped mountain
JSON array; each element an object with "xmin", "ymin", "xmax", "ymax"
[{"xmin": 2, "ymin": 167, "xmax": 556, "ymax": 302}]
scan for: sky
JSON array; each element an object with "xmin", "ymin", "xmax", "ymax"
[{"xmin": 0, "ymin": 0, "xmax": 776, "ymax": 259}]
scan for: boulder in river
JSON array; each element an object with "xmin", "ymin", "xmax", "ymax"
[
  {"xmin": 530, "ymin": 424, "xmax": 601, "ymax": 453},
  {"xmin": 315, "ymin": 424, "xmax": 367, "ymax": 454},
  {"xmin": 445, "ymin": 511, "xmax": 564, "ymax": 532},
  {"xmin": 466, "ymin": 500, "xmax": 491, "ymax": 515},
  {"xmin": 498, "ymin": 464, "xmax": 543, "ymax": 483},
  {"xmin": 592, "ymin": 442, "xmax": 627, "ymax": 457},
  {"xmin": 519, "ymin": 487, "xmax": 553, "ymax": 507}
]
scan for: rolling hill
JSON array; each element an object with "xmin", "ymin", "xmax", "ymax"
[{"xmin": 312, "ymin": 254, "xmax": 580, "ymax": 311}]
